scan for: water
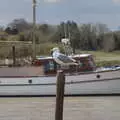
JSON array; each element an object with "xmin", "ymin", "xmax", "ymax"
[{"xmin": 0, "ymin": 97, "xmax": 120, "ymax": 120}]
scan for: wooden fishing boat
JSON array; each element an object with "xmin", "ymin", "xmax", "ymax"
[{"xmin": 0, "ymin": 53, "xmax": 120, "ymax": 96}]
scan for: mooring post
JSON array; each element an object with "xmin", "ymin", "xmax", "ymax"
[
  {"xmin": 12, "ymin": 46, "xmax": 16, "ymax": 66},
  {"xmin": 55, "ymin": 70, "xmax": 65, "ymax": 120}
]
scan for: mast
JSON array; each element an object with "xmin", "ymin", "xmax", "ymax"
[
  {"xmin": 61, "ymin": 22, "xmax": 73, "ymax": 56},
  {"xmin": 64, "ymin": 23, "xmax": 67, "ymax": 38}
]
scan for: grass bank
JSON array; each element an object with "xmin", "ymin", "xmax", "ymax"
[{"xmin": 78, "ymin": 50, "xmax": 120, "ymax": 67}]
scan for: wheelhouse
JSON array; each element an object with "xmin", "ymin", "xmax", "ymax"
[{"xmin": 32, "ymin": 54, "xmax": 96, "ymax": 75}]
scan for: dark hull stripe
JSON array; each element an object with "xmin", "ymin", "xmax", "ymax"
[{"xmin": 0, "ymin": 94, "xmax": 120, "ymax": 97}]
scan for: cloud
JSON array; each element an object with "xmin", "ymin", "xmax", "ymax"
[{"xmin": 112, "ymin": 0, "xmax": 120, "ymax": 4}]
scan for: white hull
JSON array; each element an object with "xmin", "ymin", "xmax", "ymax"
[{"xmin": 0, "ymin": 70, "xmax": 120, "ymax": 96}]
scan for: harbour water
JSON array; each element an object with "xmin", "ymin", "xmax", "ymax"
[{"xmin": 0, "ymin": 97, "xmax": 120, "ymax": 120}]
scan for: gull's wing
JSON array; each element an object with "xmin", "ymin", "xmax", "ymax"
[{"xmin": 57, "ymin": 53, "xmax": 76, "ymax": 63}]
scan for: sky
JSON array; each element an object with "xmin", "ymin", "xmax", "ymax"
[{"xmin": 0, "ymin": 0, "xmax": 120, "ymax": 30}]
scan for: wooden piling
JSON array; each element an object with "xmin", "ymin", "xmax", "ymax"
[
  {"xmin": 55, "ymin": 70, "xmax": 65, "ymax": 120},
  {"xmin": 12, "ymin": 46, "xmax": 16, "ymax": 66}
]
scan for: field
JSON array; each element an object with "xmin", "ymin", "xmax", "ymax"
[
  {"xmin": 78, "ymin": 50, "xmax": 120, "ymax": 67},
  {"xmin": 78, "ymin": 50, "xmax": 120, "ymax": 61}
]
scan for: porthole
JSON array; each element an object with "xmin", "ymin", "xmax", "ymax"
[
  {"xmin": 96, "ymin": 74, "xmax": 100, "ymax": 79},
  {"xmin": 28, "ymin": 79, "xmax": 32, "ymax": 84}
]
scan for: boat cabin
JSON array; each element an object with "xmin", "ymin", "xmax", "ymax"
[{"xmin": 32, "ymin": 54, "xmax": 96, "ymax": 75}]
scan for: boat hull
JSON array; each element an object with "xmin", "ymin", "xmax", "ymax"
[{"xmin": 0, "ymin": 70, "xmax": 120, "ymax": 96}]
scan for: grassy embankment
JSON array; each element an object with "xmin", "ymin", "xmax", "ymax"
[{"xmin": 79, "ymin": 50, "xmax": 120, "ymax": 67}]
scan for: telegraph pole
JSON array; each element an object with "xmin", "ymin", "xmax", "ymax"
[{"xmin": 32, "ymin": 0, "xmax": 36, "ymax": 59}]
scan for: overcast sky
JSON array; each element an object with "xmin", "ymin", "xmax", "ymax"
[{"xmin": 0, "ymin": 0, "xmax": 120, "ymax": 30}]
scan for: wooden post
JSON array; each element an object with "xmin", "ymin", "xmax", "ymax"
[
  {"xmin": 12, "ymin": 46, "xmax": 16, "ymax": 66},
  {"xmin": 32, "ymin": 0, "xmax": 36, "ymax": 60},
  {"xmin": 55, "ymin": 70, "xmax": 65, "ymax": 120}
]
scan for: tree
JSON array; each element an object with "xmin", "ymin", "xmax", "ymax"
[
  {"xmin": 5, "ymin": 26, "xmax": 18, "ymax": 35},
  {"xmin": 38, "ymin": 24, "xmax": 50, "ymax": 34},
  {"xmin": 5, "ymin": 27, "xmax": 11, "ymax": 34},
  {"xmin": 78, "ymin": 23, "xmax": 110, "ymax": 50},
  {"xmin": 103, "ymin": 33, "xmax": 115, "ymax": 52},
  {"xmin": 7, "ymin": 18, "xmax": 32, "ymax": 32},
  {"xmin": 113, "ymin": 32, "xmax": 120, "ymax": 50},
  {"xmin": 95, "ymin": 23, "xmax": 110, "ymax": 35},
  {"xmin": 79, "ymin": 24, "xmax": 95, "ymax": 50},
  {"xmin": 67, "ymin": 21, "xmax": 80, "ymax": 53}
]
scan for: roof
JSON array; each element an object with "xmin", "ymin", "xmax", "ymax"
[
  {"xmin": 72, "ymin": 54, "xmax": 92, "ymax": 58},
  {"xmin": 36, "ymin": 54, "xmax": 92, "ymax": 60}
]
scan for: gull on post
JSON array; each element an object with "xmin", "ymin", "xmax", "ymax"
[{"xmin": 51, "ymin": 47, "xmax": 78, "ymax": 66}]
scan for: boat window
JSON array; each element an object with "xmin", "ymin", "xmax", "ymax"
[
  {"xmin": 49, "ymin": 61, "xmax": 55, "ymax": 70},
  {"xmin": 44, "ymin": 60, "xmax": 56, "ymax": 73},
  {"xmin": 88, "ymin": 57, "xmax": 95, "ymax": 67},
  {"xmin": 78, "ymin": 60, "xmax": 83, "ymax": 67}
]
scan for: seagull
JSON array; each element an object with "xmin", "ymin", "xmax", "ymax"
[{"xmin": 51, "ymin": 47, "xmax": 78, "ymax": 66}]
